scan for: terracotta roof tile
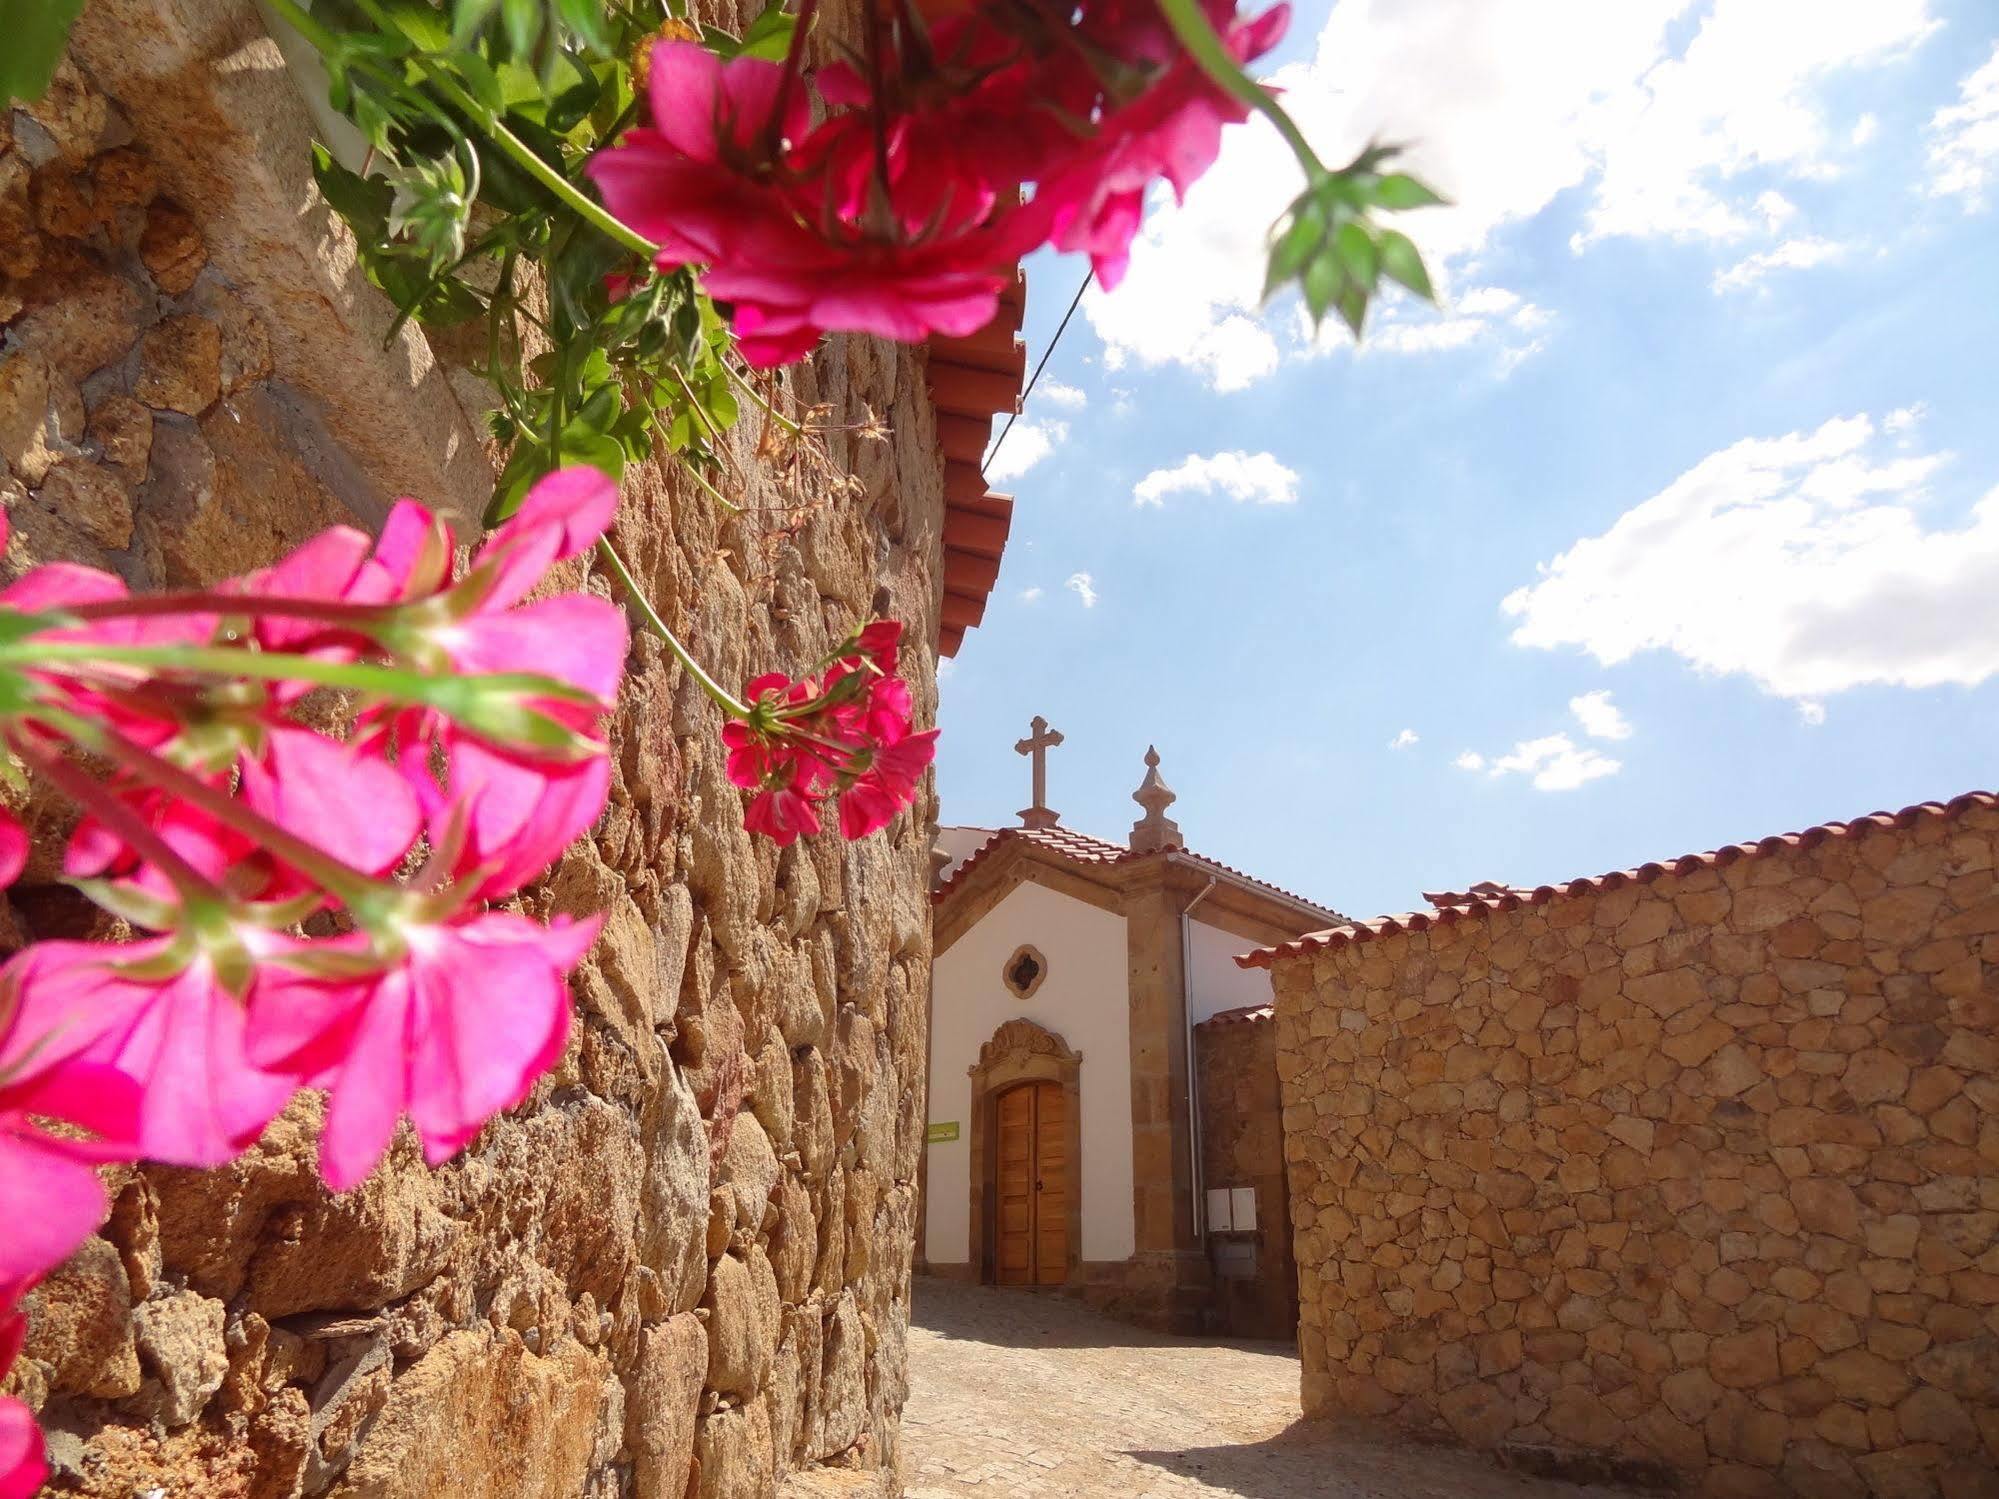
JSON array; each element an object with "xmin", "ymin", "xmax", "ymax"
[
  {"xmin": 929, "ymin": 271, "xmax": 1027, "ymax": 659},
  {"xmin": 933, "ymin": 824, "xmax": 1344, "ymax": 924},
  {"xmin": 1237, "ymin": 790, "xmax": 1999, "ymax": 970},
  {"xmin": 1197, "ymin": 1004, "xmax": 1274, "ymax": 1029}
]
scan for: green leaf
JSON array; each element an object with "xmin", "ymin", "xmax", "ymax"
[
  {"xmin": 1378, "ymin": 229, "xmax": 1435, "ymax": 301},
  {"xmin": 1334, "ymin": 222, "xmax": 1378, "ymax": 287},
  {"xmin": 736, "ymin": 0, "xmax": 798, "ymax": 61},
  {"xmin": 1301, "ymin": 249, "xmax": 1341, "ymax": 324},
  {"xmin": 1263, "ymin": 205, "xmax": 1323, "ymax": 296},
  {"xmin": 451, "ymin": 0, "xmax": 505, "ymax": 48},
  {"xmin": 1372, "ymin": 172, "xmax": 1446, "ymax": 211},
  {"xmin": 555, "ymin": 0, "xmax": 613, "ymax": 55},
  {"xmin": 311, "ymin": 144, "xmax": 394, "ymax": 239},
  {"xmin": 1336, "ymin": 285, "xmax": 1367, "ymax": 338},
  {"xmin": 455, "ymin": 51, "xmax": 508, "ymax": 112},
  {"xmin": 0, "ymin": 0, "xmax": 85, "ymax": 105},
  {"xmin": 503, "ymin": 0, "xmax": 544, "ymax": 58}
]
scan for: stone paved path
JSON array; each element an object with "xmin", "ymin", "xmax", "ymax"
[{"xmin": 901, "ymin": 1278, "xmax": 1637, "ymax": 1499}]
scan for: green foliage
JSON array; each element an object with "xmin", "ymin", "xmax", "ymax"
[
  {"xmin": 276, "ymin": 0, "xmax": 764, "ymax": 526},
  {"xmin": 1267, "ymin": 144, "xmax": 1447, "ymax": 338},
  {"xmin": 0, "ymin": 0, "xmax": 86, "ymax": 105}
]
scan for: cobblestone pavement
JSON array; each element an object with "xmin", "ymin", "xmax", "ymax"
[{"xmin": 902, "ymin": 1278, "xmax": 1637, "ymax": 1499}]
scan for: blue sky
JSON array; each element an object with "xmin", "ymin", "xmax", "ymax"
[{"xmin": 934, "ymin": 0, "xmax": 1999, "ymax": 922}]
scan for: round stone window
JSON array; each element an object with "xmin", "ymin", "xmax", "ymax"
[{"xmin": 1003, "ymin": 944, "xmax": 1048, "ymax": 1002}]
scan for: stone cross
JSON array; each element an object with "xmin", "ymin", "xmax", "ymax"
[{"xmin": 1014, "ymin": 715, "xmax": 1064, "ymax": 830}]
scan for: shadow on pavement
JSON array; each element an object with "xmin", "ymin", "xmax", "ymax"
[
  {"xmin": 1126, "ymin": 1419, "xmax": 1654, "ymax": 1499},
  {"xmin": 912, "ymin": 1275, "xmax": 1298, "ymax": 1358}
]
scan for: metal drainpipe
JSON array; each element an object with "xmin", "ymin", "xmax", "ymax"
[{"xmin": 1180, "ymin": 872, "xmax": 1219, "ymax": 1243}]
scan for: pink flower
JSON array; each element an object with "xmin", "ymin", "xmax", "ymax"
[
  {"xmin": 721, "ymin": 636, "xmax": 931, "ymax": 845},
  {"xmin": 741, "ymin": 760, "xmax": 825, "ymax": 846},
  {"xmin": 587, "ymin": 42, "xmax": 1035, "ymax": 365},
  {"xmin": 0, "ymin": 1299, "xmax": 46, "ymax": 1499},
  {"xmin": 8, "ymin": 940, "xmax": 292, "ymax": 1169},
  {"xmin": 851, "ymin": 620, "xmax": 904, "ymax": 676},
  {"xmin": 837, "ymin": 727, "xmax": 939, "ymax": 840},
  {"xmin": 246, "ymin": 911, "xmax": 601, "ymax": 1192},
  {"xmin": 367, "ymin": 470, "xmax": 626, "ymax": 900},
  {"xmin": 1044, "ymin": 4, "xmax": 1291, "ymax": 288},
  {"xmin": 0, "ymin": 976, "xmax": 143, "ymax": 1294},
  {"xmin": 0, "ymin": 811, "xmax": 23, "ymax": 889}
]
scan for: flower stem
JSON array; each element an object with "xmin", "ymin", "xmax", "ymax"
[
  {"xmin": 595, "ymin": 539, "xmax": 749, "ymax": 718},
  {"xmin": 66, "ymin": 718, "xmax": 395, "ymax": 912},
  {"xmin": 5, "ymin": 642, "xmax": 593, "ymax": 710},
  {"xmin": 1154, "ymin": 0, "xmax": 1325, "ymax": 179},
  {"xmin": 12, "ymin": 730, "xmax": 225, "ymax": 909},
  {"xmin": 63, "ymin": 592, "xmax": 396, "ymax": 627},
  {"xmin": 725, "ymin": 362, "xmax": 804, "ymax": 437}
]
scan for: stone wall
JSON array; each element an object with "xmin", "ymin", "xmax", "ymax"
[
  {"xmin": 1194, "ymin": 1010, "xmax": 1297, "ymax": 1342},
  {"xmin": 1, "ymin": 7, "xmax": 942, "ymax": 1495},
  {"xmin": 1269, "ymin": 798, "xmax": 1999, "ymax": 1498}
]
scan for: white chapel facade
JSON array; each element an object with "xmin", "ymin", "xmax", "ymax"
[{"xmin": 920, "ymin": 725, "xmax": 1342, "ymax": 1333}]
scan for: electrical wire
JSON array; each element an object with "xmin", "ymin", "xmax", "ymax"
[{"xmin": 981, "ymin": 268, "xmax": 1092, "ymax": 477}]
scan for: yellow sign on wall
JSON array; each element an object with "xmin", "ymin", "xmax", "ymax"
[{"xmin": 925, "ymin": 1121, "xmax": 960, "ymax": 1144}]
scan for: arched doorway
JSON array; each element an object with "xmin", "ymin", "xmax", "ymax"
[
  {"xmin": 995, "ymin": 1081, "xmax": 1069, "ymax": 1286},
  {"xmin": 967, "ymin": 1018, "xmax": 1082, "ymax": 1288}
]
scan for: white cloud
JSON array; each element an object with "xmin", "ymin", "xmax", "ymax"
[
  {"xmin": 1492, "ymin": 734, "xmax": 1624, "ymax": 790},
  {"xmin": 1018, "ymin": 586, "xmax": 1043, "ymax": 604},
  {"xmin": 1454, "ymin": 733, "xmax": 1620, "ymax": 791},
  {"xmin": 1036, "ymin": 380, "xmax": 1088, "ymax": 412},
  {"xmin": 1573, "ymin": 0, "xmax": 1938, "ymax": 249},
  {"xmin": 936, "ymin": 658, "xmax": 956, "ymax": 681},
  {"xmin": 1929, "ymin": 42, "xmax": 1999, "ymax": 207},
  {"xmin": 1503, "ymin": 412, "xmax": 1999, "ymax": 701},
  {"xmin": 1390, "ymin": 729, "xmax": 1420, "ymax": 749},
  {"xmin": 984, "ymin": 419, "xmax": 1067, "ymax": 483},
  {"xmin": 1569, "ymin": 689, "xmax": 1632, "ymax": 741},
  {"xmin": 1798, "ymin": 699, "xmax": 1826, "ymax": 725},
  {"xmin": 1851, "ymin": 112, "xmax": 1880, "ymax": 147},
  {"xmin": 1711, "ymin": 236, "xmax": 1848, "ymax": 293},
  {"xmin": 1354, "ymin": 284, "xmax": 1551, "ymax": 369},
  {"xmin": 1885, "ymin": 402, "xmax": 1927, "ymax": 437},
  {"xmin": 1133, "ymin": 451, "xmax": 1300, "ymax": 509},
  {"xmin": 1065, "ymin": 572, "xmax": 1098, "ymax": 608},
  {"xmin": 1083, "ymin": 0, "xmax": 1937, "ymax": 388}
]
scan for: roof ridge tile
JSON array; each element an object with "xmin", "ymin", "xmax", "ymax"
[{"xmin": 1237, "ymin": 789, "xmax": 1998, "ymax": 969}]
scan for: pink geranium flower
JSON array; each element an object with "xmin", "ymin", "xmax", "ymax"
[
  {"xmin": 721, "ymin": 640, "xmax": 931, "ymax": 844},
  {"xmin": 366, "ymin": 469, "xmax": 627, "ymax": 901},
  {"xmin": 246, "ymin": 911, "xmax": 601, "ymax": 1192},
  {"xmin": 0, "ymin": 812, "xmax": 23, "ymax": 889},
  {"xmin": 837, "ymin": 727, "xmax": 939, "ymax": 840},
  {"xmin": 0, "ymin": 1298, "xmax": 46, "ymax": 1499},
  {"xmin": 0, "ymin": 974, "xmax": 143, "ymax": 1294},
  {"xmin": 7, "ymin": 939, "xmax": 292, "ymax": 1169},
  {"xmin": 1044, "ymin": 3, "xmax": 1291, "ymax": 288},
  {"xmin": 587, "ymin": 42, "xmax": 1034, "ymax": 365}
]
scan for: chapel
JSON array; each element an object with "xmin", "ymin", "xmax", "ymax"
[{"xmin": 920, "ymin": 721, "xmax": 1344, "ymax": 1337}]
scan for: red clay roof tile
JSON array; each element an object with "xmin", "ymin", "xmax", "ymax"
[
  {"xmin": 930, "ymin": 270, "xmax": 1027, "ymax": 659},
  {"xmin": 1236, "ymin": 790, "xmax": 1998, "ymax": 970},
  {"xmin": 933, "ymin": 824, "xmax": 1344, "ymax": 924},
  {"xmin": 1197, "ymin": 1004, "xmax": 1275, "ymax": 1028}
]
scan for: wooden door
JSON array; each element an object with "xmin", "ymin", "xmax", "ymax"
[{"xmin": 995, "ymin": 1082, "xmax": 1069, "ymax": 1286}]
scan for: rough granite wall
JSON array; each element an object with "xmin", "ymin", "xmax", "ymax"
[
  {"xmin": 1193, "ymin": 1013, "xmax": 1296, "ymax": 1341},
  {"xmin": 1271, "ymin": 799, "xmax": 1999, "ymax": 1499},
  {"xmin": 0, "ymin": 8, "xmax": 940, "ymax": 1496}
]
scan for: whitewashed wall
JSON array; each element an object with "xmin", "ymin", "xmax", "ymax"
[
  {"xmin": 1187, "ymin": 917, "xmax": 1275, "ymax": 1024},
  {"xmin": 926, "ymin": 882, "xmax": 1134, "ymax": 1265}
]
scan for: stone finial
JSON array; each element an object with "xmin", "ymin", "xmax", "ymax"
[{"xmin": 1129, "ymin": 745, "xmax": 1184, "ymax": 853}]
